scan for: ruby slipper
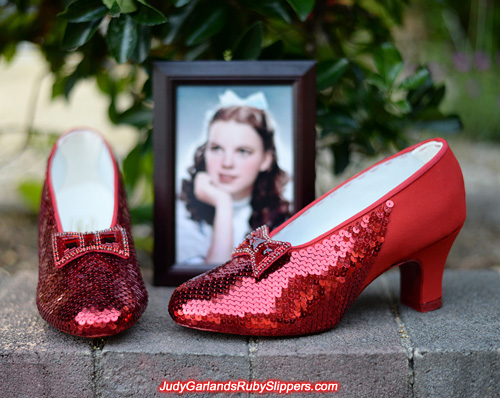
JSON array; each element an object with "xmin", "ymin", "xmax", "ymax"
[
  {"xmin": 37, "ymin": 129, "xmax": 148, "ymax": 337},
  {"xmin": 168, "ymin": 138, "xmax": 466, "ymax": 336}
]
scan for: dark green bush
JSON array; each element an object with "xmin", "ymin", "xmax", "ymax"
[{"xmin": 0, "ymin": 0, "xmax": 461, "ymax": 221}]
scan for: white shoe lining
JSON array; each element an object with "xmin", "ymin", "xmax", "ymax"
[{"xmin": 50, "ymin": 130, "xmax": 115, "ymax": 232}]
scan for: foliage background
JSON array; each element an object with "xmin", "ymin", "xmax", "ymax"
[
  {"xmin": 395, "ymin": 0, "xmax": 500, "ymax": 142},
  {"xmin": 1, "ymin": 0, "xmax": 473, "ymax": 232}
]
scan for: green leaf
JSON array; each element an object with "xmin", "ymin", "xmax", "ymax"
[
  {"xmin": 232, "ymin": 22, "xmax": 263, "ymax": 60},
  {"xmin": 103, "ymin": 0, "xmax": 137, "ymax": 13},
  {"xmin": 95, "ymin": 72, "xmax": 114, "ymax": 95},
  {"xmin": 286, "ymin": 0, "xmax": 315, "ymax": 21},
  {"xmin": 354, "ymin": 137, "xmax": 376, "ymax": 156},
  {"xmin": 52, "ymin": 58, "xmax": 91, "ymax": 99},
  {"xmin": 409, "ymin": 84, "xmax": 446, "ymax": 116},
  {"xmin": 415, "ymin": 112, "xmax": 463, "ymax": 133},
  {"xmin": 318, "ymin": 113, "xmax": 360, "ymax": 136},
  {"xmin": 172, "ymin": 0, "xmax": 190, "ymax": 7},
  {"xmin": 116, "ymin": 0, "xmax": 137, "ymax": 13},
  {"xmin": 427, "ymin": 85, "xmax": 446, "ymax": 108},
  {"xmin": 109, "ymin": 2, "xmax": 121, "ymax": 17},
  {"xmin": 399, "ymin": 68, "xmax": 430, "ymax": 90},
  {"xmin": 106, "ymin": 14, "xmax": 138, "ymax": 63},
  {"xmin": 63, "ymin": 70, "xmax": 80, "ymax": 98},
  {"xmin": 365, "ymin": 73, "xmax": 388, "ymax": 91},
  {"xmin": 123, "ymin": 142, "xmax": 143, "ymax": 190},
  {"xmin": 62, "ymin": 19, "xmax": 102, "ymax": 50},
  {"xmin": 317, "ymin": 59, "xmax": 349, "ymax": 91},
  {"xmin": 108, "ymin": 97, "xmax": 119, "ymax": 124},
  {"xmin": 162, "ymin": 6, "xmax": 190, "ymax": 44},
  {"xmin": 59, "ymin": 0, "xmax": 108, "ymax": 23},
  {"xmin": 132, "ymin": 1, "xmax": 167, "ymax": 25},
  {"xmin": 102, "ymin": 0, "xmax": 115, "ymax": 8},
  {"xmin": 374, "ymin": 42, "xmax": 403, "ymax": 86},
  {"xmin": 2, "ymin": 42, "xmax": 17, "ymax": 62},
  {"xmin": 407, "ymin": 76, "xmax": 433, "ymax": 107},
  {"xmin": 115, "ymin": 103, "xmax": 153, "ymax": 127},
  {"xmin": 131, "ymin": 25, "xmax": 151, "ymax": 64},
  {"xmin": 52, "ymin": 76, "xmax": 66, "ymax": 98},
  {"xmin": 184, "ymin": 41, "xmax": 211, "ymax": 61},
  {"xmin": 17, "ymin": 179, "xmax": 43, "ymax": 213},
  {"xmin": 393, "ymin": 99, "xmax": 411, "ymax": 114},
  {"xmin": 332, "ymin": 140, "xmax": 350, "ymax": 175},
  {"xmin": 130, "ymin": 205, "xmax": 154, "ymax": 227},
  {"xmin": 123, "ymin": 133, "xmax": 153, "ymax": 192},
  {"xmin": 141, "ymin": 76, "xmax": 153, "ymax": 101},
  {"xmin": 185, "ymin": 6, "xmax": 226, "ymax": 46},
  {"xmin": 247, "ymin": 1, "xmax": 292, "ymax": 23}
]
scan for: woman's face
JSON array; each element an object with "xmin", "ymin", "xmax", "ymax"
[{"xmin": 205, "ymin": 120, "xmax": 273, "ymax": 200}]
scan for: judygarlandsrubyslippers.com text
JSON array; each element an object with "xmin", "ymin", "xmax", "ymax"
[{"xmin": 158, "ymin": 380, "xmax": 340, "ymax": 395}]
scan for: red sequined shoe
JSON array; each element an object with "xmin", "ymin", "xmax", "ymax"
[
  {"xmin": 169, "ymin": 138, "xmax": 466, "ymax": 336},
  {"xmin": 37, "ymin": 129, "xmax": 148, "ymax": 337}
]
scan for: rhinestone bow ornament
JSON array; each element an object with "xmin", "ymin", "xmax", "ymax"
[
  {"xmin": 232, "ymin": 226, "xmax": 291, "ymax": 278},
  {"xmin": 52, "ymin": 225, "xmax": 129, "ymax": 268}
]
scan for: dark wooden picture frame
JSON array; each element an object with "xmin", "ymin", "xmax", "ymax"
[{"xmin": 153, "ymin": 61, "xmax": 316, "ymax": 286}]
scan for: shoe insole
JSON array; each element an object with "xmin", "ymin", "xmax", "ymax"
[{"xmin": 50, "ymin": 130, "xmax": 115, "ymax": 232}]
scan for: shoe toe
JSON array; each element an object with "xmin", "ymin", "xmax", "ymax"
[
  {"xmin": 74, "ymin": 307, "xmax": 120, "ymax": 335},
  {"xmin": 169, "ymin": 257, "xmax": 256, "ymax": 333},
  {"xmin": 37, "ymin": 253, "xmax": 148, "ymax": 337}
]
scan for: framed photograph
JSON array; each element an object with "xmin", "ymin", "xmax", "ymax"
[{"xmin": 153, "ymin": 61, "xmax": 316, "ymax": 286}]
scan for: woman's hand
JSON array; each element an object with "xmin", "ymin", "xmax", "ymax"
[
  {"xmin": 194, "ymin": 172, "xmax": 235, "ymax": 264},
  {"xmin": 194, "ymin": 172, "xmax": 231, "ymax": 207}
]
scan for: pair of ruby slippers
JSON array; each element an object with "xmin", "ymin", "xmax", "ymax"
[{"xmin": 37, "ymin": 129, "xmax": 465, "ymax": 338}]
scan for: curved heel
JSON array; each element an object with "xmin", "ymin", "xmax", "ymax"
[{"xmin": 399, "ymin": 230, "xmax": 460, "ymax": 312}]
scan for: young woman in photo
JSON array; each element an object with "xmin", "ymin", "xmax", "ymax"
[{"xmin": 177, "ymin": 95, "xmax": 291, "ymax": 264}]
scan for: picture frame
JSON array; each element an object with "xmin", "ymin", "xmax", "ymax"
[{"xmin": 153, "ymin": 61, "xmax": 316, "ymax": 286}]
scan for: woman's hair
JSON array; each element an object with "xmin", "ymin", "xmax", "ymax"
[{"xmin": 180, "ymin": 105, "xmax": 291, "ymax": 232}]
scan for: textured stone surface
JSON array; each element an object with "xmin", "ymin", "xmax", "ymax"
[
  {"xmin": 0, "ymin": 271, "xmax": 95, "ymax": 398},
  {"xmin": 388, "ymin": 269, "xmax": 500, "ymax": 398},
  {"xmin": 96, "ymin": 285, "xmax": 250, "ymax": 398},
  {"xmin": 1, "ymin": 269, "xmax": 499, "ymax": 397}
]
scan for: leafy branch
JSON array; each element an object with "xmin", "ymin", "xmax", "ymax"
[{"xmin": 0, "ymin": 0, "xmax": 461, "ymax": 219}]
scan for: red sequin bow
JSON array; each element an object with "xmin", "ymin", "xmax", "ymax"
[
  {"xmin": 52, "ymin": 226, "xmax": 130, "ymax": 268},
  {"xmin": 232, "ymin": 225, "xmax": 291, "ymax": 279}
]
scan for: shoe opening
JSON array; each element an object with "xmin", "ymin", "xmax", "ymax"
[
  {"xmin": 273, "ymin": 140, "xmax": 444, "ymax": 246},
  {"xmin": 50, "ymin": 129, "xmax": 116, "ymax": 232}
]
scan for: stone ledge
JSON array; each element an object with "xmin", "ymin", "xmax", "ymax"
[{"xmin": 0, "ymin": 269, "xmax": 498, "ymax": 398}]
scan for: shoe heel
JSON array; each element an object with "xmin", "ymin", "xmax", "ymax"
[{"xmin": 399, "ymin": 230, "xmax": 460, "ymax": 312}]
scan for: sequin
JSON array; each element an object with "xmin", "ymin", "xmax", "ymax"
[{"xmin": 169, "ymin": 201, "xmax": 394, "ymax": 336}]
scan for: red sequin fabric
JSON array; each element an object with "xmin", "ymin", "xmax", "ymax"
[
  {"xmin": 169, "ymin": 201, "xmax": 393, "ymax": 336},
  {"xmin": 37, "ymin": 169, "xmax": 148, "ymax": 338}
]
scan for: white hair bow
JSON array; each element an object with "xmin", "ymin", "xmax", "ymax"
[{"xmin": 218, "ymin": 89, "xmax": 269, "ymax": 110}]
